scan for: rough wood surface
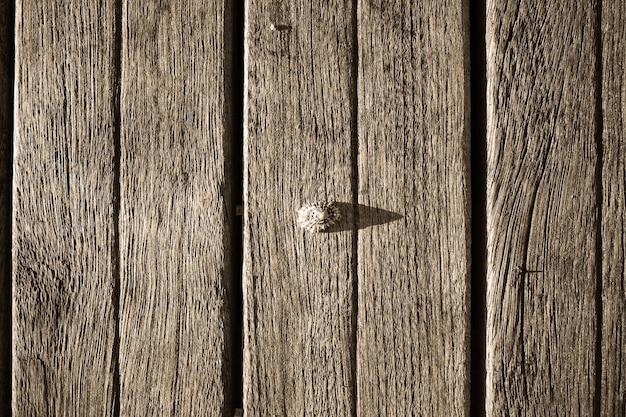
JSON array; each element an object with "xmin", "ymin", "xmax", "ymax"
[
  {"xmin": 485, "ymin": 1, "xmax": 598, "ymax": 415},
  {"xmin": 601, "ymin": 1, "xmax": 626, "ymax": 415},
  {"xmin": 13, "ymin": 0, "xmax": 118, "ymax": 415},
  {"xmin": 119, "ymin": 1, "xmax": 234, "ymax": 415},
  {"xmin": 357, "ymin": 1, "xmax": 471, "ymax": 415},
  {"xmin": 0, "ymin": 0, "xmax": 12, "ymax": 414},
  {"xmin": 243, "ymin": 0, "xmax": 356, "ymax": 415}
]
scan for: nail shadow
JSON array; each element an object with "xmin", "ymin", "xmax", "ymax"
[{"xmin": 321, "ymin": 202, "xmax": 404, "ymax": 233}]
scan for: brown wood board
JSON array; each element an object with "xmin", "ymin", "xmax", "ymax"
[
  {"xmin": 13, "ymin": 0, "xmax": 118, "ymax": 414},
  {"xmin": 243, "ymin": 0, "xmax": 357, "ymax": 415},
  {"xmin": 485, "ymin": 0, "xmax": 599, "ymax": 415},
  {"xmin": 357, "ymin": 0, "xmax": 472, "ymax": 415},
  {"xmin": 601, "ymin": 0, "xmax": 626, "ymax": 415},
  {"xmin": 119, "ymin": 1, "xmax": 235, "ymax": 415}
]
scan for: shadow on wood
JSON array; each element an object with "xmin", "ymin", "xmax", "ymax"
[{"xmin": 322, "ymin": 202, "xmax": 403, "ymax": 233}]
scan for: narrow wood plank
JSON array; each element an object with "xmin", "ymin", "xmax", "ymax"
[
  {"xmin": 119, "ymin": 1, "xmax": 235, "ymax": 415},
  {"xmin": 243, "ymin": 1, "xmax": 356, "ymax": 415},
  {"xmin": 601, "ymin": 1, "xmax": 626, "ymax": 415},
  {"xmin": 486, "ymin": 1, "xmax": 598, "ymax": 415},
  {"xmin": 357, "ymin": 1, "xmax": 471, "ymax": 415},
  {"xmin": 13, "ymin": 0, "xmax": 118, "ymax": 415},
  {"xmin": 0, "ymin": 0, "xmax": 12, "ymax": 414}
]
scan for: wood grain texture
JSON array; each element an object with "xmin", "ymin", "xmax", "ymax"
[
  {"xmin": 601, "ymin": 1, "xmax": 626, "ymax": 415},
  {"xmin": 486, "ymin": 0, "xmax": 598, "ymax": 415},
  {"xmin": 119, "ymin": 1, "xmax": 234, "ymax": 416},
  {"xmin": 0, "ymin": 0, "xmax": 12, "ymax": 414},
  {"xmin": 243, "ymin": 0, "xmax": 356, "ymax": 415},
  {"xmin": 357, "ymin": 1, "xmax": 471, "ymax": 415},
  {"xmin": 13, "ymin": 0, "xmax": 118, "ymax": 415}
]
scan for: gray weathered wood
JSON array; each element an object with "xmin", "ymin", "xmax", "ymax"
[
  {"xmin": 13, "ymin": 0, "xmax": 118, "ymax": 415},
  {"xmin": 357, "ymin": 1, "xmax": 471, "ymax": 415},
  {"xmin": 486, "ymin": 1, "xmax": 598, "ymax": 415},
  {"xmin": 119, "ymin": 1, "xmax": 235, "ymax": 415},
  {"xmin": 601, "ymin": 1, "xmax": 626, "ymax": 415},
  {"xmin": 0, "ymin": 0, "xmax": 11, "ymax": 414},
  {"xmin": 243, "ymin": 0, "xmax": 356, "ymax": 414}
]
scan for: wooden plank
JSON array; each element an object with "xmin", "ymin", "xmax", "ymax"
[
  {"xmin": 119, "ymin": 1, "xmax": 235, "ymax": 415},
  {"xmin": 485, "ymin": 1, "xmax": 598, "ymax": 415},
  {"xmin": 357, "ymin": 1, "xmax": 471, "ymax": 415},
  {"xmin": 0, "ymin": 0, "xmax": 12, "ymax": 414},
  {"xmin": 243, "ymin": 0, "xmax": 356, "ymax": 415},
  {"xmin": 601, "ymin": 1, "xmax": 626, "ymax": 415},
  {"xmin": 13, "ymin": 0, "xmax": 118, "ymax": 415}
]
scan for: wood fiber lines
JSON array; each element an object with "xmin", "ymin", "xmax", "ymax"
[
  {"xmin": 357, "ymin": 0, "xmax": 471, "ymax": 415},
  {"xmin": 601, "ymin": 0, "xmax": 626, "ymax": 415},
  {"xmin": 13, "ymin": 1, "xmax": 236, "ymax": 415},
  {"xmin": 13, "ymin": 1, "xmax": 118, "ymax": 415},
  {"xmin": 119, "ymin": 1, "xmax": 235, "ymax": 415},
  {"xmin": 486, "ymin": 0, "xmax": 599, "ymax": 415},
  {"xmin": 243, "ymin": 0, "xmax": 357, "ymax": 415},
  {"xmin": 9, "ymin": 0, "xmax": 626, "ymax": 416}
]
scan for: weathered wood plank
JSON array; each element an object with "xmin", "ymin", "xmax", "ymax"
[
  {"xmin": 119, "ymin": 1, "xmax": 235, "ymax": 415},
  {"xmin": 485, "ymin": 1, "xmax": 598, "ymax": 415},
  {"xmin": 243, "ymin": 0, "xmax": 356, "ymax": 415},
  {"xmin": 0, "ymin": 0, "xmax": 12, "ymax": 414},
  {"xmin": 357, "ymin": 1, "xmax": 471, "ymax": 415},
  {"xmin": 13, "ymin": 0, "xmax": 118, "ymax": 415},
  {"xmin": 601, "ymin": 1, "xmax": 626, "ymax": 415}
]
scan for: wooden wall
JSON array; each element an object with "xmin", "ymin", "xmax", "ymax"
[{"xmin": 1, "ymin": 0, "xmax": 624, "ymax": 416}]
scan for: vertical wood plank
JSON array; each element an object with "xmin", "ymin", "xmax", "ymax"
[
  {"xmin": 486, "ymin": 0, "xmax": 598, "ymax": 415},
  {"xmin": 0, "ymin": 0, "xmax": 12, "ymax": 414},
  {"xmin": 357, "ymin": 1, "xmax": 471, "ymax": 415},
  {"xmin": 119, "ymin": 1, "xmax": 234, "ymax": 415},
  {"xmin": 13, "ymin": 0, "xmax": 118, "ymax": 415},
  {"xmin": 243, "ymin": 1, "xmax": 356, "ymax": 415},
  {"xmin": 601, "ymin": 1, "xmax": 626, "ymax": 415}
]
